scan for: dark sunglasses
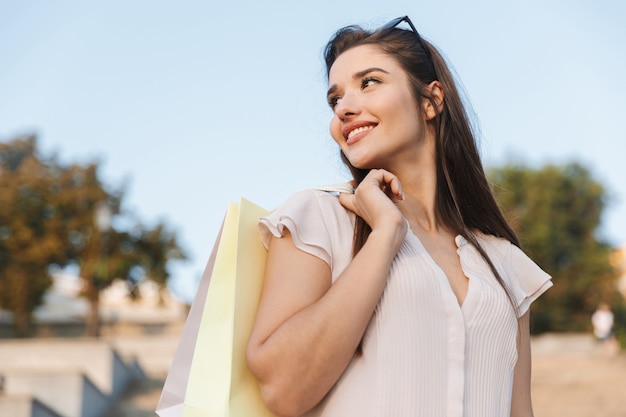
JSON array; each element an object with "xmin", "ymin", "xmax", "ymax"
[{"xmin": 378, "ymin": 16, "xmax": 434, "ymax": 63}]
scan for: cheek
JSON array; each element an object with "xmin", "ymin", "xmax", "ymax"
[{"xmin": 329, "ymin": 116, "xmax": 343, "ymax": 145}]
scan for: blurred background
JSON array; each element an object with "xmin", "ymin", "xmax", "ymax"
[{"xmin": 1, "ymin": 1, "xmax": 625, "ymax": 416}]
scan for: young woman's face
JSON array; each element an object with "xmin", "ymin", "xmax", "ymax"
[{"xmin": 328, "ymin": 44, "xmax": 425, "ymax": 170}]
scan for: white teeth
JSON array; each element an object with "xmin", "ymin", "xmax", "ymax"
[{"xmin": 347, "ymin": 125, "xmax": 374, "ymax": 139}]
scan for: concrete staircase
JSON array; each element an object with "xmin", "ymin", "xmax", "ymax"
[
  {"xmin": 0, "ymin": 395, "xmax": 63, "ymax": 417},
  {"xmin": 0, "ymin": 339, "xmax": 144, "ymax": 417}
]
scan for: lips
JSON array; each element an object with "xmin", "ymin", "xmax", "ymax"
[{"xmin": 342, "ymin": 122, "xmax": 377, "ymax": 142}]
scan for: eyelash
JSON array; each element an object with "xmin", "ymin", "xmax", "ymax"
[
  {"xmin": 328, "ymin": 77, "xmax": 381, "ymax": 109},
  {"xmin": 361, "ymin": 77, "xmax": 380, "ymax": 89},
  {"xmin": 328, "ymin": 95, "xmax": 340, "ymax": 109}
]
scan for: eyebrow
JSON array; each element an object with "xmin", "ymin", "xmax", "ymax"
[{"xmin": 327, "ymin": 67, "xmax": 391, "ymax": 98}]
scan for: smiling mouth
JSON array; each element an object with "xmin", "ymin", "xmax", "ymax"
[{"xmin": 347, "ymin": 125, "xmax": 375, "ymax": 140}]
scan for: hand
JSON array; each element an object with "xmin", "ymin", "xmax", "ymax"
[{"xmin": 338, "ymin": 169, "xmax": 406, "ymax": 237}]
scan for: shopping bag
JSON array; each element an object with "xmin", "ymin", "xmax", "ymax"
[
  {"xmin": 156, "ymin": 197, "xmax": 274, "ymax": 417},
  {"xmin": 155, "ymin": 218, "xmax": 224, "ymax": 417}
]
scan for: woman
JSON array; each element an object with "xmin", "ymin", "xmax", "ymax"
[{"xmin": 247, "ymin": 16, "xmax": 552, "ymax": 417}]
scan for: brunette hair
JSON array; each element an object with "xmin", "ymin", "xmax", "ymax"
[{"xmin": 324, "ymin": 23, "xmax": 520, "ymax": 305}]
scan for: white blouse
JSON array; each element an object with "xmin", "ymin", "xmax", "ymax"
[{"xmin": 259, "ymin": 188, "xmax": 552, "ymax": 417}]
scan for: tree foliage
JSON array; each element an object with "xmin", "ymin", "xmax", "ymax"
[
  {"xmin": 0, "ymin": 134, "xmax": 187, "ymax": 336},
  {"xmin": 489, "ymin": 162, "xmax": 621, "ymax": 333}
]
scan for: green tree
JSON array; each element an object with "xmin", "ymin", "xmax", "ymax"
[
  {"xmin": 129, "ymin": 222, "xmax": 187, "ymax": 301},
  {"xmin": 489, "ymin": 162, "xmax": 621, "ymax": 333},
  {"xmin": 0, "ymin": 134, "xmax": 187, "ymax": 337},
  {"xmin": 0, "ymin": 136, "xmax": 68, "ymax": 336}
]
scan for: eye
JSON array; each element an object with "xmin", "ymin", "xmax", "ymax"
[
  {"xmin": 361, "ymin": 77, "xmax": 380, "ymax": 89},
  {"xmin": 328, "ymin": 95, "xmax": 342, "ymax": 109}
]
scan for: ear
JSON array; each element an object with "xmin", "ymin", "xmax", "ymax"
[{"xmin": 423, "ymin": 81, "xmax": 444, "ymax": 120}]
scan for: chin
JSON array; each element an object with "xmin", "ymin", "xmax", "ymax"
[
  {"xmin": 346, "ymin": 159, "xmax": 370, "ymax": 170},
  {"xmin": 346, "ymin": 155, "xmax": 378, "ymax": 170},
  {"xmin": 344, "ymin": 152, "xmax": 367, "ymax": 168}
]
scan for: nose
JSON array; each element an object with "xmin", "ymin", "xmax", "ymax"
[{"xmin": 334, "ymin": 92, "xmax": 361, "ymax": 121}]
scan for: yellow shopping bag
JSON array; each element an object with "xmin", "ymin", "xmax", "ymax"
[{"xmin": 157, "ymin": 198, "xmax": 274, "ymax": 417}]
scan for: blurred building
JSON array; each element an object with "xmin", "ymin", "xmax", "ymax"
[
  {"xmin": 35, "ymin": 273, "xmax": 187, "ymax": 324},
  {"xmin": 0, "ymin": 273, "xmax": 188, "ymax": 417},
  {"xmin": 1, "ymin": 272, "xmax": 188, "ymax": 338}
]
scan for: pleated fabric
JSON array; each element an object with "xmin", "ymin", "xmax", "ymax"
[{"xmin": 259, "ymin": 189, "xmax": 552, "ymax": 417}]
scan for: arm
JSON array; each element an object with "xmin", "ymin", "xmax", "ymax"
[
  {"xmin": 247, "ymin": 170, "xmax": 406, "ymax": 417},
  {"xmin": 510, "ymin": 311, "xmax": 534, "ymax": 417}
]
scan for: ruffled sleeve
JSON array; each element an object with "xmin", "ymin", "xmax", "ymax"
[
  {"xmin": 506, "ymin": 244, "xmax": 553, "ymax": 317},
  {"xmin": 258, "ymin": 188, "xmax": 354, "ymax": 273}
]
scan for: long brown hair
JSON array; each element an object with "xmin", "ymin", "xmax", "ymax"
[{"xmin": 324, "ymin": 23, "xmax": 520, "ymax": 306}]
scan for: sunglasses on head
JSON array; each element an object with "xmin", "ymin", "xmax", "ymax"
[{"xmin": 378, "ymin": 16, "xmax": 434, "ymax": 63}]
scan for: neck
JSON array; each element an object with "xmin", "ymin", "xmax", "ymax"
[
  {"xmin": 398, "ymin": 190, "xmax": 440, "ymax": 233},
  {"xmin": 392, "ymin": 155, "xmax": 440, "ymax": 233}
]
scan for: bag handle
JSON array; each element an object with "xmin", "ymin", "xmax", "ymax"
[{"xmin": 311, "ymin": 182, "xmax": 355, "ymax": 195}]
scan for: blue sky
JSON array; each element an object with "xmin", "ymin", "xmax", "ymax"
[{"xmin": 1, "ymin": 0, "xmax": 625, "ymax": 302}]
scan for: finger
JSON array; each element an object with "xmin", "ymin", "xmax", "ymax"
[
  {"xmin": 371, "ymin": 169, "xmax": 404, "ymax": 201},
  {"xmin": 338, "ymin": 192, "xmax": 356, "ymax": 213},
  {"xmin": 388, "ymin": 176, "xmax": 404, "ymax": 201}
]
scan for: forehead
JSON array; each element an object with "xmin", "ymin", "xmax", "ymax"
[{"xmin": 328, "ymin": 44, "xmax": 403, "ymax": 83}]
